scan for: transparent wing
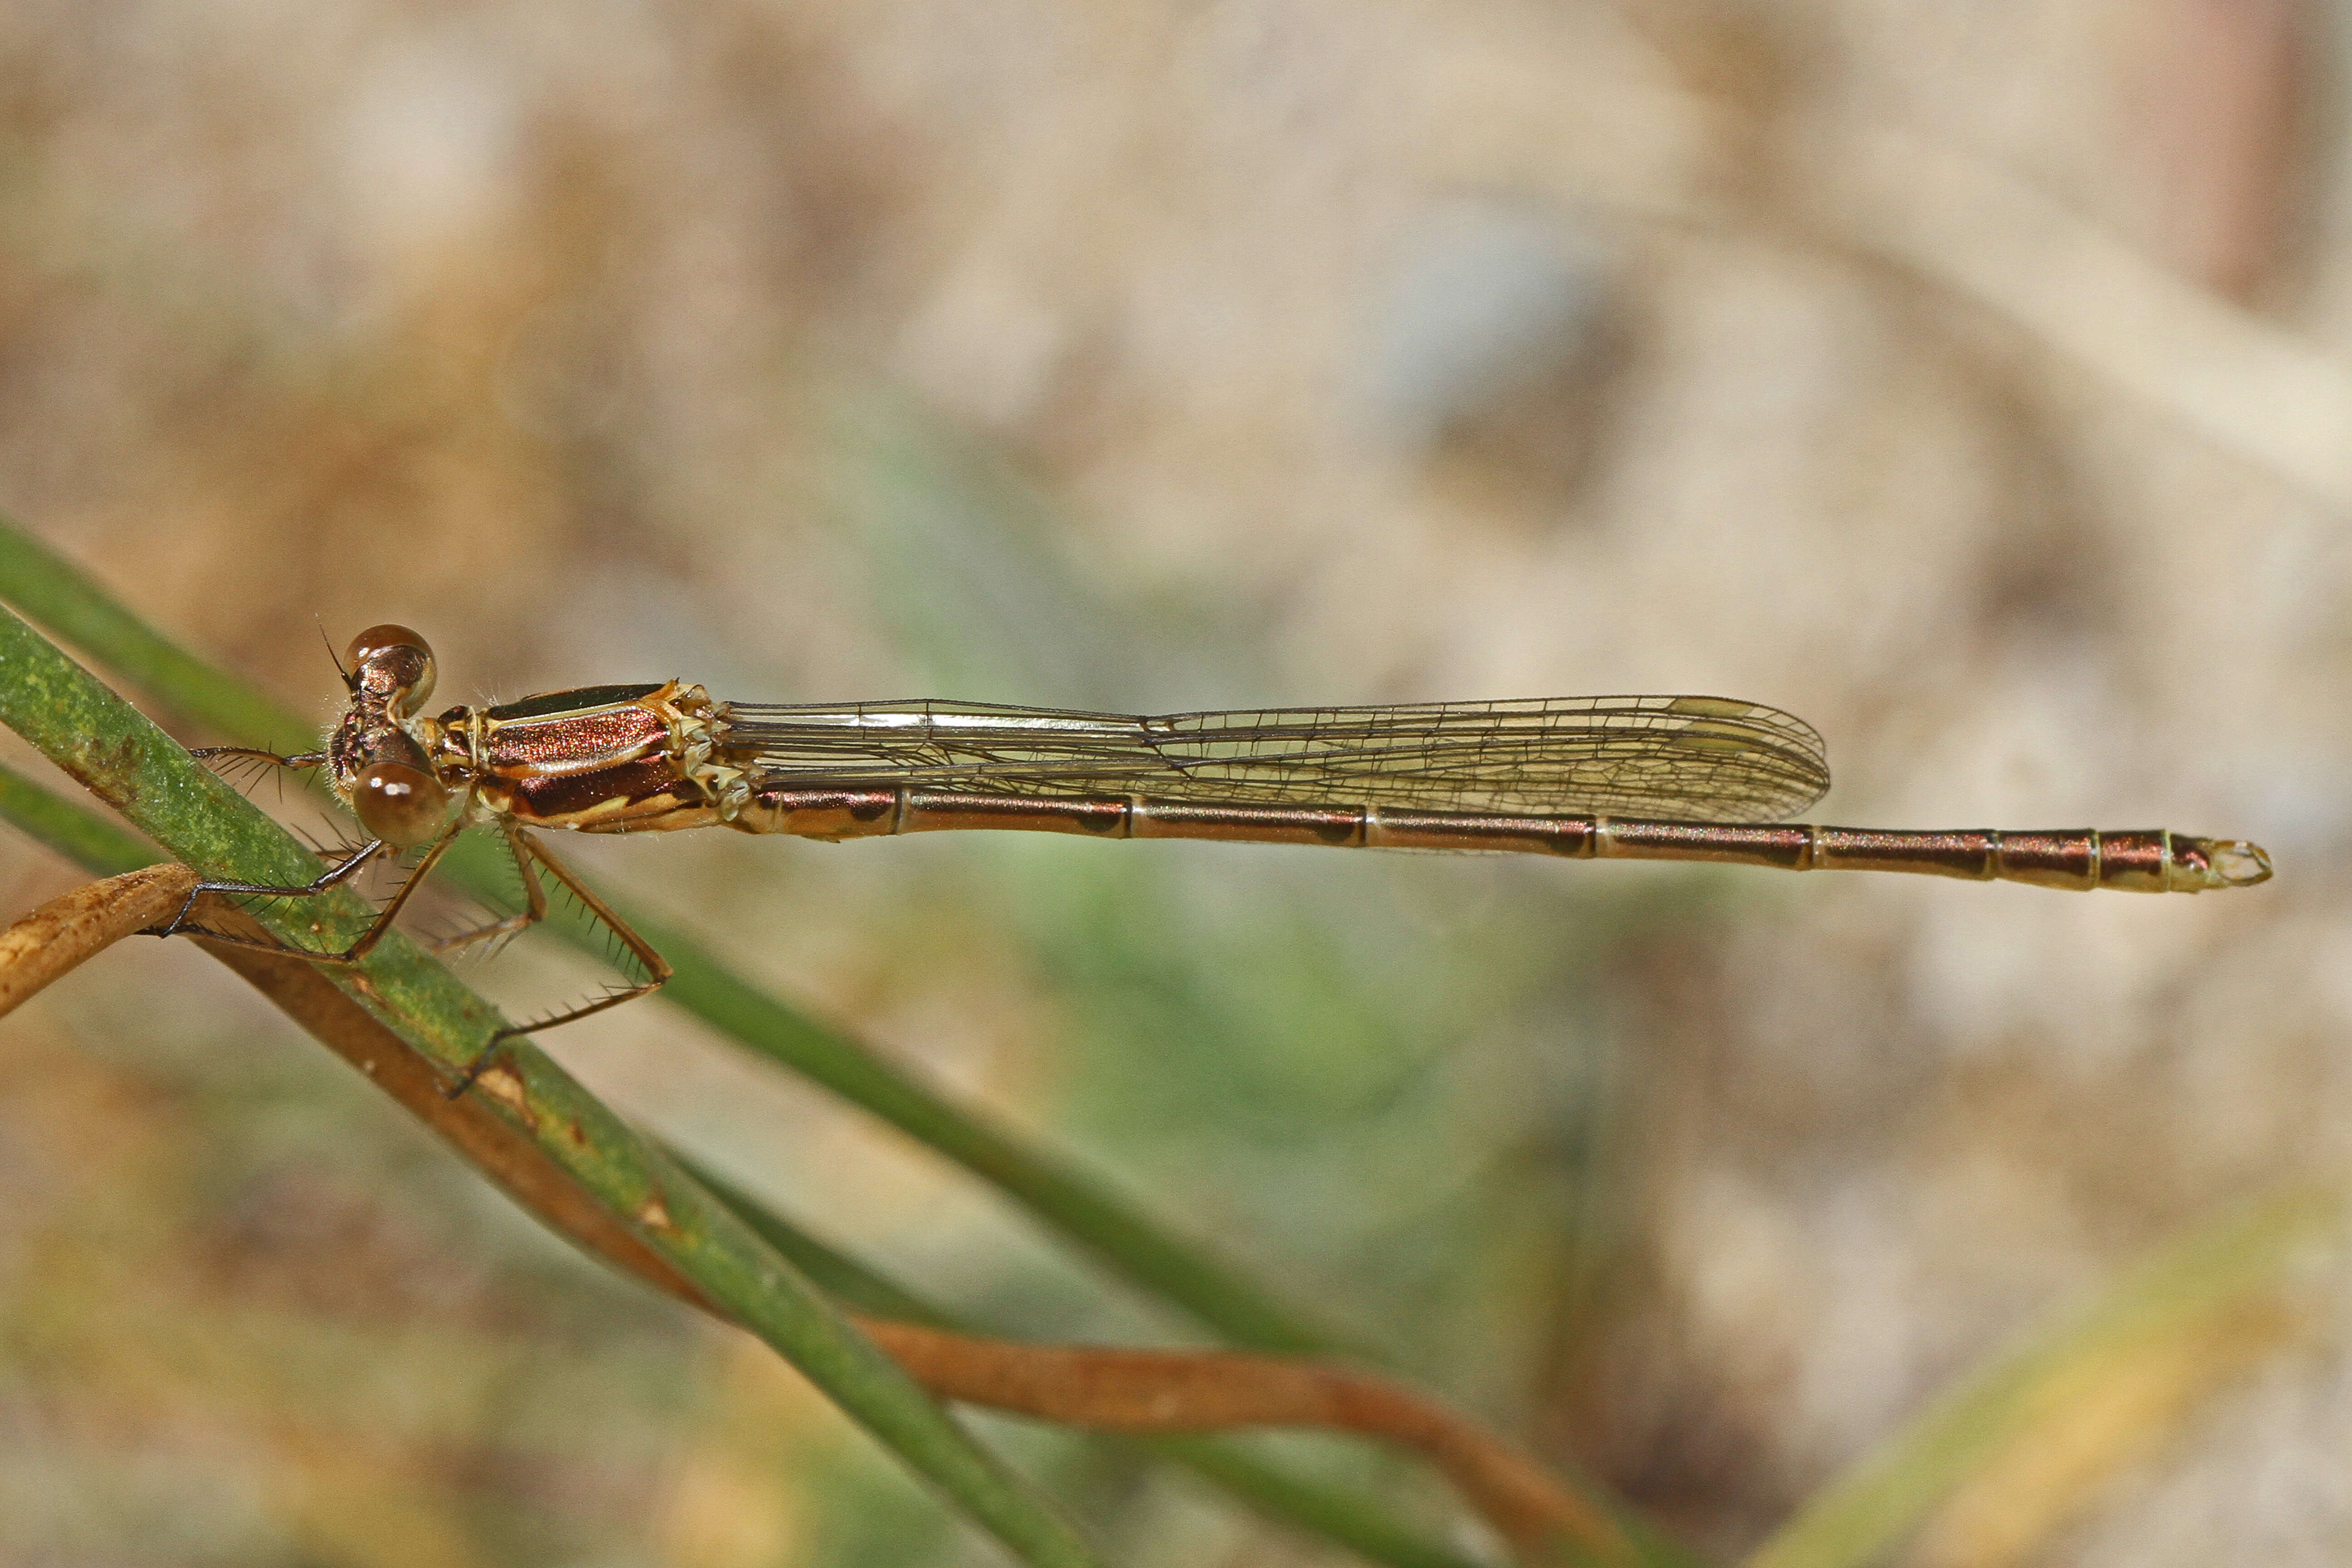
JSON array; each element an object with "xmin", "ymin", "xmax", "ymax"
[{"xmin": 717, "ymin": 694, "xmax": 1831, "ymax": 823}]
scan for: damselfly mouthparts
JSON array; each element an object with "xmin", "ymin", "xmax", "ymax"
[{"xmin": 163, "ymin": 626, "xmax": 2273, "ymax": 1085}]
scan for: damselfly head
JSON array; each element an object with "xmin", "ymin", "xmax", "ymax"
[{"xmin": 345, "ymin": 624, "xmax": 437, "ymax": 718}]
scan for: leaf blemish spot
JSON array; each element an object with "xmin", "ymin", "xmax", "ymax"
[{"xmin": 474, "ymin": 1062, "xmax": 528, "ymax": 1112}]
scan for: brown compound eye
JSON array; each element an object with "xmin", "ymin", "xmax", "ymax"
[
  {"xmin": 344, "ymin": 623, "xmax": 436, "ymax": 716},
  {"xmin": 353, "ymin": 760, "xmax": 454, "ymax": 848}
]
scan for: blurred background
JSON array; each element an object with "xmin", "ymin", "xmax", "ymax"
[{"xmin": 0, "ymin": 2, "xmax": 2347, "ymax": 1564}]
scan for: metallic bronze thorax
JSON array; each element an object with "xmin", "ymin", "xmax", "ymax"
[{"xmin": 388, "ymin": 681, "xmax": 744, "ymax": 833}]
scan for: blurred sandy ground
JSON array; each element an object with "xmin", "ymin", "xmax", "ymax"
[{"xmin": 1, "ymin": 2, "xmax": 2348, "ymax": 1564}]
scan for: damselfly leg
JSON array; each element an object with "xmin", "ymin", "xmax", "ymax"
[
  {"xmin": 152, "ymin": 743, "xmax": 382, "ymax": 945},
  {"xmin": 147, "ymin": 819, "xmax": 453, "ymax": 967},
  {"xmin": 440, "ymin": 826, "xmax": 674, "ymax": 1097},
  {"xmin": 195, "ymin": 744, "xmax": 329, "ymax": 771}
]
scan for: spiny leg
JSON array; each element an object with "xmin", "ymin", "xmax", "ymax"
[
  {"xmin": 190, "ymin": 744, "xmax": 329, "ymax": 806},
  {"xmin": 190, "ymin": 745, "xmax": 328, "ymax": 769},
  {"xmin": 426, "ymin": 822, "xmax": 549, "ymax": 959},
  {"xmin": 150, "ymin": 820, "xmax": 462, "ymax": 966},
  {"xmin": 445, "ymin": 830, "xmax": 673, "ymax": 1098},
  {"xmin": 148, "ymin": 837, "xmax": 384, "ymax": 948}
]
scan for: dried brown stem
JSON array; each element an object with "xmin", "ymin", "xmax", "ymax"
[
  {"xmin": 0, "ymin": 862, "xmax": 196, "ymax": 1017},
  {"xmin": 855, "ymin": 1319, "xmax": 1629, "ymax": 1563}
]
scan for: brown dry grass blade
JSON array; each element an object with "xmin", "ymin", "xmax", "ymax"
[{"xmin": 0, "ymin": 862, "xmax": 197, "ymax": 1018}]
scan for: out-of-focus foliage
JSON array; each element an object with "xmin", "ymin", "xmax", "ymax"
[{"xmin": 1, "ymin": 2, "xmax": 2347, "ymax": 1565}]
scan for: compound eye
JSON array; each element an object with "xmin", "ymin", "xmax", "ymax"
[
  {"xmin": 353, "ymin": 760, "xmax": 454, "ymax": 848},
  {"xmin": 344, "ymin": 624, "xmax": 436, "ymax": 715}
]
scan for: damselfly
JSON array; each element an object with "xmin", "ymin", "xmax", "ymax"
[{"xmin": 165, "ymin": 626, "xmax": 2273, "ymax": 1076}]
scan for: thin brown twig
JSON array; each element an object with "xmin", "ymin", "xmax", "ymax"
[
  {"xmin": 856, "ymin": 1319, "xmax": 1627, "ymax": 1563},
  {"xmin": 0, "ymin": 861, "xmax": 196, "ymax": 1017}
]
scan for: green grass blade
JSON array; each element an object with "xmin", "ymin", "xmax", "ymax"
[
  {"xmin": 0, "ymin": 605, "xmax": 1108, "ymax": 1568},
  {"xmin": 1744, "ymin": 1190, "xmax": 2341, "ymax": 1568},
  {"xmin": 679, "ymin": 1154, "xmax": 959, "ymax": 1328},
  {"xmin": 0, "ymin": 510, "xmax": 1352, "ymax": 1356}
]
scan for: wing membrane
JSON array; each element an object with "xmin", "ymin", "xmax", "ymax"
[{"xmin": 718, "ymin": 694, "xmax": 1830, "ymax": 823}]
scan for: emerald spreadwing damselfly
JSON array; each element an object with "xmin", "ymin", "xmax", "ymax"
[{"xmin": 161, "ymin": 625, "xmax": 2273, "ymax": 1083}]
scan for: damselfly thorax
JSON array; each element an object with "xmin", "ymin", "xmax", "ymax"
[{"xmin": 165, "ymin": 625, "xmax": 2274, "ymax": 1091}]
